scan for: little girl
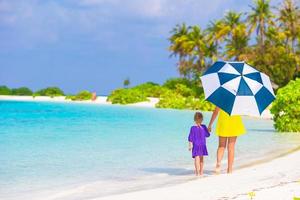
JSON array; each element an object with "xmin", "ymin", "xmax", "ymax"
[{"xmin": 188, "ymin": 112, "xmax": 210, "ymax": 176}]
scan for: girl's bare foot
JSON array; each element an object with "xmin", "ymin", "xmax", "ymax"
[
  {"xmin": 215, "ymin": 163, "xmax": 221, "ymax": 174},
  {"xmin": 227, "ymin": 168, "xmax": 233, "ymax": 174}
]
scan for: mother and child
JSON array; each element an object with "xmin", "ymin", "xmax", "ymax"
[{"xmin": 188, "ymin": 107, "xmax": 245, "ymax": 176}]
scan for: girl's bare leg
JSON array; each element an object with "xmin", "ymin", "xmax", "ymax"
[
  {"xmin": 199, "ymin": 156, "xmax": 204, "ymax": 175},
  {"xmin": 216, "ymin": 136, "xmax": 227, "ymax": 174},
  {"xmin": 194, "ymin": 156, "xmax": 200, "ymax": 176},
  {"xmin": 227, "ymin": 136, "xmax": 237, "ymax": 173}
]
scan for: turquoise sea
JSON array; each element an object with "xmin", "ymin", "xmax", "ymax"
[{"xmin": 1, "ymin": 100, "xmax": 300, "ymax": 200}]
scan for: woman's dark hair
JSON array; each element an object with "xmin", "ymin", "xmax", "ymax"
[{"xmin": 194, "ymin": 112, "xmax": 203, "ymax": 121}]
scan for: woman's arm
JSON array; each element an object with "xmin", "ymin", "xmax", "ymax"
[{"xmin": 208, "ymin": 107, "xmax": 220, "ymax": 132}]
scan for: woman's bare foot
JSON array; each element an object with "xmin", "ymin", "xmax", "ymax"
[
  {"xmin": 215, "ymin": 163, "xmax": 221, "ymax": 174},
  {"xmin": 227, "ymin": 168, "xmax": 233, "ymax": 174}
]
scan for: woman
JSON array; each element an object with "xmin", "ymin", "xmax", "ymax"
[{"xmin": 207, "ymin": 107, "xmax": 245, "ymax": 174}]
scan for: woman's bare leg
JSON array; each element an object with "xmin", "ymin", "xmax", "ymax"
[
  {"xmin": 227, "ymin": 136, "xmax": 237, "ymax": 173},
  {"xmin": 199, "ymin": 156, "xmax": 204, "ymax": 175},
  {"xmin": 216, "ymin": 137, "xmax": 227, "ymax": 173},
  {"xmin": 194, "ymin": 156, "xmax": 200, "ymax": 176}
]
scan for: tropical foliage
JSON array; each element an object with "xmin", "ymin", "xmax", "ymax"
[
  {"xmin": 163, "ymin": 78, "xmax": 203, "ymax": 96},
  {"xmin": 156, "ymin": 91, "xmax": 215, "ymax": 111},
  {"xmin": 34, "ymin": 87, "xmax": 65, "ymax": 97},
  {"xmin": 133, "ymin": 82, "xmax": 169, "ymax": 97},
  {"xmin": 168, "ymin": 0, "xmax": 300, "ymax": 88},
  {"xmin": 123, "ymin": 78, "xmax": 130, "ymax": 88},
  {"xmin": 0, "ymin": 86, "xmax": 11, "ymax": 95},
  {"xmin": 107, "ymin": 88, "xmax": 148, "ymax": 104},
  {"xmin": 107, "ymin": 78, "xmax": 215, "ymax": 110},
  {"xmin": 270, "ymin": 78, "xmax": 300, "ymax": 132},
  {"xmin": 11, "ymin": 87, "xmax": 33, "ymax": 96},
  {"xmin": 66, "ymin": 90, "xmax": 92, "ymax": 101}
]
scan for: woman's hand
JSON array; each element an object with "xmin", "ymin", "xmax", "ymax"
[
  {"xmin": 208, "ymin": 126, "xmax": 212, "ymax": 132},
  {"xmin": 208, "ymin": 107, "xmax": 219, "ymax": 132}
]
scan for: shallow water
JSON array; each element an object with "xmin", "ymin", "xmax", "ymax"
[{"xmin": 0, "ymin": 100, "xmax": 300, "ymax": 200}]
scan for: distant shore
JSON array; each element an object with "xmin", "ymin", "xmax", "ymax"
[
  {"xmin": 0, "ymin": 95, "xmax": 159, "ymax": 107},
  {"xmin": 0, "ymin": 95, "xmax": 272, "ymax": 119}
]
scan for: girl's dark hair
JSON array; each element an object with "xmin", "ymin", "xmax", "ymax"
[{"xmin": 194, "ymin": 112, "xmax": 203, "ymax": 121}]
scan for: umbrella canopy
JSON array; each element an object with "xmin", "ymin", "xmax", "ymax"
[{"xmin": 200, "ymin": 61, "xmax": 275, "ymax": 116}]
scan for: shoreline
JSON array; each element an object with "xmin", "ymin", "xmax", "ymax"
[
  {"xmin": 0, "ymin": 95, "xmax": 272, "ymax": 119},
  {"xmin": 34, "ymin": 146, "xmax": 300, "ymax": 200},
  {"xmin": 92, "ymin": 148, "xmax": 300, "ymax": 200}
]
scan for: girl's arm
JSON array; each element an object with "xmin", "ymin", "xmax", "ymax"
[
  {"xmin": 188, "ymin": 127, "xmax": 193, "ymax": 151},
  {"xmin": 208, "ymin": 107, "xmax": 220, "ymax": 132},
  {"xmin": 203, "ymin": 125, "xmax": 210, "ymax": 137}
]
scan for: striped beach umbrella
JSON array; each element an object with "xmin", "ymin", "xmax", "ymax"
[{"xmin": 200, "ymin": 61, "xmax": 275, "ymax": 116}]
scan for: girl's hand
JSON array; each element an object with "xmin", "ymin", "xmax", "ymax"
[{"xmin": 188, "ymin": 143, "xmax": 193, "ymax": 151}]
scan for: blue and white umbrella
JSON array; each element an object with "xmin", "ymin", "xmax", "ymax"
[{"xmin": 200, "ymin": 61, "xmax": 275, "ymax": 116}]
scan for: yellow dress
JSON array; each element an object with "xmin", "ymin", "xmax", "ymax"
[{"xmin": 216, "ymin": 110, "xmax": 246, "ymax": 137}]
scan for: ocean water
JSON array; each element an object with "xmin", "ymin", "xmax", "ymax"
[{"xmin": 1, "ymin": 100, "xmax": 300, "ymax": 200}]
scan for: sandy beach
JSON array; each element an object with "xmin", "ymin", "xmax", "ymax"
[{"xmin": 93, "ymin": 149, "xmax": 300, "ymax": 200}]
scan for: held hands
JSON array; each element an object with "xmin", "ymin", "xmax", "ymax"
[{"xmin": 207, "ymin": 125, "xmax": 212, "ymax": 132}]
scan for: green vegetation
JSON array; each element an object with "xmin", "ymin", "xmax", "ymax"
[
  {"xmin": 107, "ymin": 78, "xmax": 214, "ymax": 110},
  {"xmin": 11, "ymin": 87, "xmax": 33, "ymax": 96},
  {"xmin": 0, "ymin": 86, "xmax": 11, "ymax": 95},
  {"xmin": 168, "ymin": 0, "xmax": 300, "ymax": 87},
  {"xmin": 107, "ymin": 88, "xmax": 148, "ymax": 104},
  {"xmin": 66, "ymin": 90, "xmax": 93, "ymax": 101},
  {"xmin": 133, "ymin": 82, "xmax": 169, "ymax": 97},
  {"xmin": 271, "ymin": 78, "xmax": 300, "ymax": 132},
  {"xmin": 163, "ymin": 78, "xmax": 203, "ymax": 97},
  {"xmin": 34, "ymin": 87, "xmax": 65, "ymax": 97},
  {"xmin": 156, "ymin": 92, "xmax": 214, "ymax": 111}
]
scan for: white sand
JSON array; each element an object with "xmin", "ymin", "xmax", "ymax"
[
  {"xmin": 0, "ymin": 95, "xmax": 158, "ymax": 107},
  {"xmin": 94, "ymin": 149, "xmax": 300, "ymax": 200}
]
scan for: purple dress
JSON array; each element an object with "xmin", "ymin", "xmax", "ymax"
[{"xmin": 188, "ymin": 125, "xmax": 210, "ymax": 158}]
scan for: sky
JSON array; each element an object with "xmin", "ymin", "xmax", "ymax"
[{"xmin": 0, "ymin": 0, "xmax": 283, "ymax": 95}]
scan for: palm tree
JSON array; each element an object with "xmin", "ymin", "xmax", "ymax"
[
  {"xmin": 278, "ymin": 0, "xmax": 300, "ymax": 53},
  {"xmin": 169, "ymin": 23, "xmax": 195, "ymax": 77},
  {"xmin": 224, "ymin": 11, "xmax": 243, "ymax": 30},
  {"xmin": 123, "ymin": 78, "xmax": 130, "ymax": 88},
  {"xmin": 186, "ymin": 26, "xmax": 210, "ymax": 73},
  {"xmin": 169, "ymin": 23, "xmax": 190, "ymax": 64},
  {"xmin": 247, "ymin": 0, "xmax": 274, "ymax": 48},
  {"xmin": 206, "ymin": 19, "xmax": 229, "ymax": 60},
  {"xmin": 221, "ymin": 11, "xmax": 248, "ymax": 60},
  {"xmin": 225, "ymin": 23, "xmax": 249, "ymax": 60}
]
